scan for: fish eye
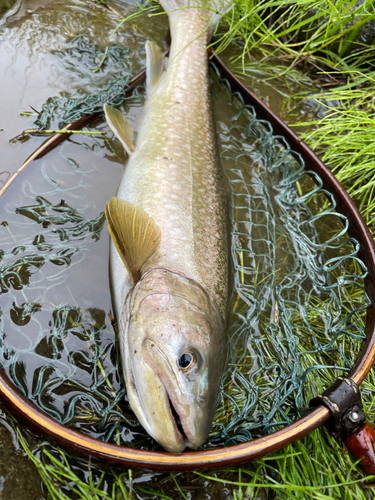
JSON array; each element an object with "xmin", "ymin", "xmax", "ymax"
[{"xmin": 178, "ymin": 350, "xmax": 196, "ymax": 371}]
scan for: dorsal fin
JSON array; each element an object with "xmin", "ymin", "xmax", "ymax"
[
  {"xmin": 145, "ymin": 41, "xmax": 165, "ymax": 96},
  {"xmin": 104, "ymin": 104, "xmax": 136, "ymax": 156},
  {"xmin": 105, "ymin": 197, "xmax": 161, "ymax": 283}
]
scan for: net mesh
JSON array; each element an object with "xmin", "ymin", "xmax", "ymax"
[
  {"xmin": 208, "ymin": 68, "xmax": 369, "ymax": 445},
  {"xmin": 0, "ymin": 38, "xmax": 369, "ymax": 450},
  {"xmin": 34, "ymin": 35, "xmax": 138, "ymax": 130}
]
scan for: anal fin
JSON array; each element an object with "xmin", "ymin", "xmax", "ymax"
[{"xmin": 105, "ymin": 198, "xmax": 161, "ymax": 283}]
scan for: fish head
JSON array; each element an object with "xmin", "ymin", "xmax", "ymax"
[{"xmin": 123, "ymin": 269, "xmax": 225, "ymax": 453}]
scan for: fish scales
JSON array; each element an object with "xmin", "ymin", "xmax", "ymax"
[
  {"xmin": 105, "ymin": 0, "xmax": 231, "ymax": 453},
  {"xmin": 113, "ymin": 10, "xmax": 227, "ymax": 317}
]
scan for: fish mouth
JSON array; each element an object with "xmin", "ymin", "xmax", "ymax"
[
  {"xmin": 167, "ymin": 393, "xmax": 189, "ymax": 446},
  {"xmin": 139, "ymin": 338, "xmax": 199, "ymax": 450},
  {"xmin": 142, "ymin": 339, "xmax": 191, "ymax": 446},
  {"xmin": 127, "ymin": 361, "xmax": 190, "ymax": 452}
]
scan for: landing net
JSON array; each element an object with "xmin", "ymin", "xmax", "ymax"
[
  {"xmin": 0, "ymin": 37, "xmax": 369, "ymax": 449},
  {"xmin": 209, "ymin": 67, "xmax": 368, "ymax": 445},
  {"xmin": 35, "ymin": 35, "xmax": 137, "ymax": 130}
]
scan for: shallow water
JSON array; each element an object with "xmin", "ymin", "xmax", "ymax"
[
  {"xmin": 0, "ymin": 0, "xmax": 368, "ymax": 498},
  {"xmin": 0, "ymin": 408, "xmax": 42, "ymax": 499}
]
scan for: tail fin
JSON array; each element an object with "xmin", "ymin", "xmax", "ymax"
[{"xmin": 160, "ymin": 0, "xmax": 232, "ymax": 37}]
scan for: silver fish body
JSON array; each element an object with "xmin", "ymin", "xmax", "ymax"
[{"xmin": 107, "ymin": 0, "xmax": 230, "ymax": 452}]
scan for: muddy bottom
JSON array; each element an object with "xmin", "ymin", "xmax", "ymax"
[{"xmin": 0, "ymin": 410, "xmax": 42, "ymax": 499}]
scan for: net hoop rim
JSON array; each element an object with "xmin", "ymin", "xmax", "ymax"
[{"xmin": 0, "ymin": 50, "xmax": 374, "ymax": 471}]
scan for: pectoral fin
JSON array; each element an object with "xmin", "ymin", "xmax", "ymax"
[
  {"xmin": 104, "ymin": 104, "xmax": 136, "ymax": 156},
  {"xmin": 146, "ymin": 41, "xmax": 165, "ymax": 97},
  {"xmin": 105, "ymin": 197, "xmax": 161, "ymax": 283}
]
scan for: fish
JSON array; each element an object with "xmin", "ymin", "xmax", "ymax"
[{"xmin": 104, "ymin": 0, "xmax": 231, "ymax": 452}]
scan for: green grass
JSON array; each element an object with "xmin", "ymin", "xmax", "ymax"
[
  {"xmin": 5, "ymin": 405, "xmax": 375, "ymax": 499},
  {"xmin": 295, "ymin": 74, "xmax": 375, "ymax": 235},
  {"xmin": 125, "ymin": 0, "xmax": 375, "ymax": 75},
  {"xmin": 216, "ymin": 0, "xmax": 375, "ymax": 73},
  {"xmin": 16, "ymin": 431, "xmax": 133, "ymax": 500},
  {"xmin": 215, "ymin": 1, "xmax": 375, "ymax": 242}
]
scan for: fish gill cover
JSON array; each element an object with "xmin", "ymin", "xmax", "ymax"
[{"xmin": 0, "ymin": 36, "xmax": 369, "ymax": 450}]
